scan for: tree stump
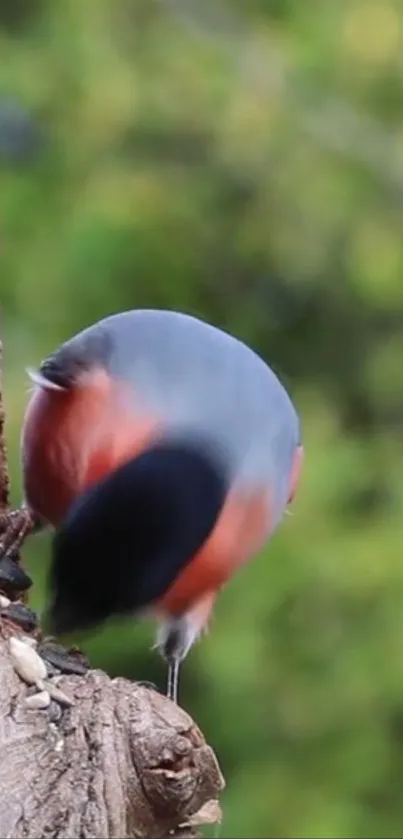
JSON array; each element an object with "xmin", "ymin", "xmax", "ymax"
[{"xmin": 0, "ymin": 627, "xmax": 224, "ymax": 838}]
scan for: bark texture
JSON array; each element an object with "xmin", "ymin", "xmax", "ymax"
[
  {"xmin": 0, "ymin": 634, "xmax": 224, "ymax": 838},
  {"xmin": 0, "ymin": 337, "xmax": 224, "ymax": 838}
]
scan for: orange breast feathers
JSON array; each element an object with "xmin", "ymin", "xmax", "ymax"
[
  {"xmin": 155, "ymin": 487, "xmax": 271, "ymax": 619},
  {"xmin": 22, "ymin": 368, "xmax": 160, "ymax": 527},
  {"xmin": 155, "ymin": 442, "xmax": 304, "ymax": 622}
]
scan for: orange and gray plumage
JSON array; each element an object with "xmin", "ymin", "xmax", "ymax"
[{"xmin": 21, "ymin": 309, "xmax": 303, "ymax": 702}]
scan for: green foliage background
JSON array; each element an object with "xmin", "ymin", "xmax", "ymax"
[{"xmin": 2, "ymin": 1, "xmax": 403, "ymax": 836}]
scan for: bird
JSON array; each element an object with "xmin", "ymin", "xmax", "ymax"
[{"xmin": 19, "ymin": 309, "xmax": 303, "ymax": 704}]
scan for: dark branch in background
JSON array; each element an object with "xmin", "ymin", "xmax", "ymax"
[
  {"xmin": 0, "ymin": 335, "xmax": 35, "ymax": 603},
  {"xmin": 0, "ymin": 338, "xmax": 10, "ymax": 511},
  {"xmin": 0, "ymin": 332, "xmax": 224, "ymax": 839},
  {"xmin": 0, "ymin": 335, "xmax": 37, "ymax": 598}
]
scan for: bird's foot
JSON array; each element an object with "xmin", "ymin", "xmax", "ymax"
[{"xmin": 135, "ymin": 680, "xmax": 159, "ymax": 691}]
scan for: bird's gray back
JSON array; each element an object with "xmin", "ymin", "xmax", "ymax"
[{"xmin": 58, "ymin": 310, "xmax": 300, "ymax": 516}]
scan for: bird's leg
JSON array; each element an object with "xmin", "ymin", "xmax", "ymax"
[
  {"xmin": 156, "ymin": 593, "xmax": 216, "ymax": 704},
  {"xmin": 155, "ymin": 616, "xmax": 195, "ymax": 705},
  {"xmin": 167, "ymin": 655, "xmax": 181, "ymax": 704}
]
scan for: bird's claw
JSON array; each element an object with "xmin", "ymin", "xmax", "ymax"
[{"xmin": 135, "ymin": 680, "xmax": 159, "ymax": 691}]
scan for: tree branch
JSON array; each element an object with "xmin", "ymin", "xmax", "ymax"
[{"xmin": 0, "ymin": 339, "xmax": 10, "ymax": 512}]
